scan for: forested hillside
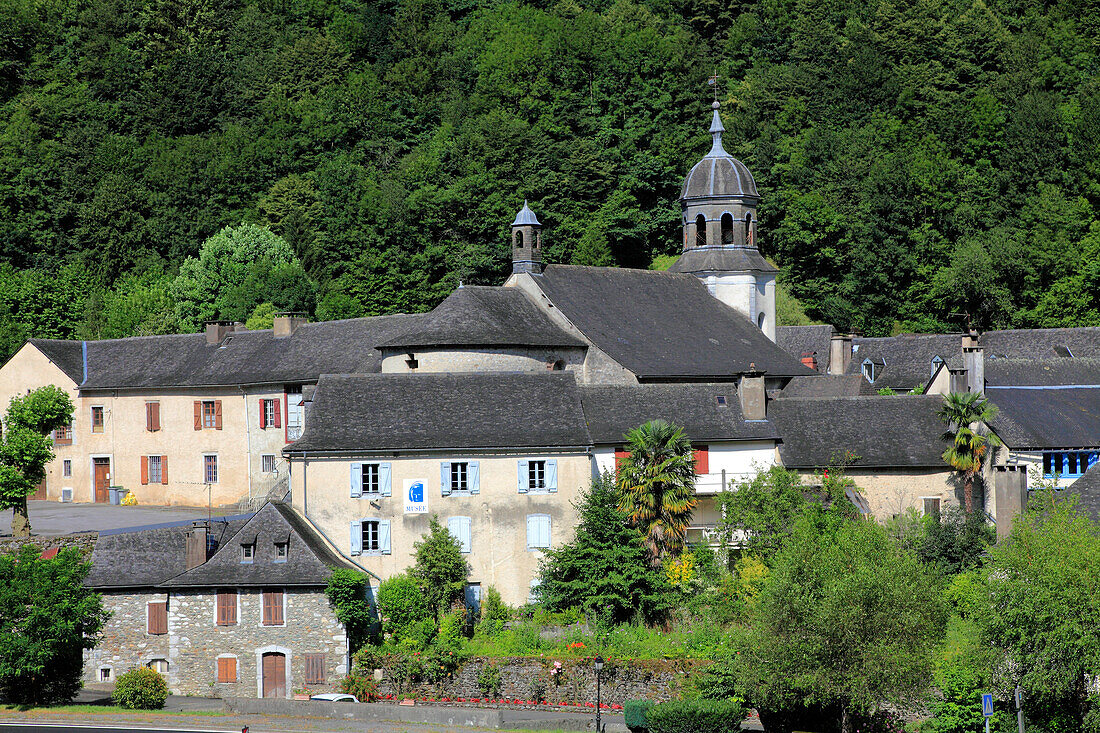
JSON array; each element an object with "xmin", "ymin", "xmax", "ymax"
[{"xmin": 2, "ymin": 0, "xmax": 1099, "ymax": 358}]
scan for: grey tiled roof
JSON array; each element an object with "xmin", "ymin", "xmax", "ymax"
[
  {"xmin": 985, "ymin": 358, "xmax": 1100, "ymax": 387},
  {"xmin": 162, "ymin": 502, "xmax": 355, "ymax": 588},
  {"xmin": 988, "ymin": 386, "xmax": 1100, "ymax": 450},
  {"xmin": 1067, "ymin": 464, "xmax": 1100, "ymax": 522},
  {"xmin": 769, "ymin": 395, "xmax": 948, "ymax": 468},
  {"xmin": 74, "ymin": 315, "xmax": 422, "ymax": 390},
  {"xmin": 84, "ymin": 517, "xmax": 249, "ymax": 589},
  {"xmin": 578, "ymin": 383, "xmax": 778, "ymax": 444},
  {"xmin": 779, "ymin": 374, "xmax": 873, "ymax": 399},
  {"xmin": 25, "ymin": 339, "xmax": 85, "ymax": 384},
  {"xmin": 285, "ymin": 372, "xmax": 592, "ymax": 453},
  {"xmin": 980, "ymin": 327, "xmax": 1100, "ymax": 359},
  {"xmin": 776, "ymin": 325, "xmax": 835, "ymax": 372},
  {"xmin": 529, "ymin": 266, "xmax": 813, "ymax": 380},
  {"xmin": 375, "ymin": 286, "xmax": 585, "ymax": 350},
  {"xmin": 667, "ymin": 247, "xmax": 777, "ymax": 275}
]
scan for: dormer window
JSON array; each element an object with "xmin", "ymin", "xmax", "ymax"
[
  {"xmin": 405, "ymin": 353, "xmax": 418, "ymax": 370},
  {"xmin": 240, "ymin": 543, "xmax": 255, "ymax": 563},
  {"xmin": 861, "ymin": 358, "xmax": 876, "ymax": 384},
  {"xmin": 274, "ymin": 542, "xmax": 288, "ymax": 562},
  {"xmin": 931, "ymin": 355, "xmax": 943, "ymax": 378},
  {"xmin": 716, "ymin": 395, "xmax": 727, "ymax": 406}
]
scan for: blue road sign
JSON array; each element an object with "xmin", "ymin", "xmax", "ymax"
[{"xmin": 982, "ymin": 693, "xmax": 994, "ymax": 717}]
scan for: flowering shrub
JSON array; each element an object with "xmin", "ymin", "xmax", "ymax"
[{"xmin": 339, "ymin": 671, "xmax": 379, "ymax": 701}]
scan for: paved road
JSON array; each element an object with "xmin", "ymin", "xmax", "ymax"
[
  {"xmin": 0, "ymin": 726, "xmax": 239, "ymax": 733},
  {"xmin": 0, "ymin": 502, "xmax": 246, "ymax": 537}
]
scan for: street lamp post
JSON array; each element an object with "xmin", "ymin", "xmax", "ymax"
[{"xmin": 594, "ymin": 655, "xmax": 605, "ymax": 733}]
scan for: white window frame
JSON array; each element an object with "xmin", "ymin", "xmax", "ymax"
[
  {"xmin": 90, "ymin": 405, "xmax": 105, "ymax": 433},
  {"xmin": 146, "ymin": 658, "xmax": 169, "ymax": 675},
  {"xmin": 201, "ymin": 400, "xmax": 217, "ymax": 429},
  {"xmin": 98, "ymin": 666, "xmax": 114, "ymax": 682},
  {"xmin": 262, "ymin": 399, "xmax": 275, "ymax": 429},
  {"xmin": 240, "ymin": 543, "xmax": 255, "ymax": 564},
  {"xmin": 362, "ymin": 463, "xmax": 380, "ymax": 494},
  {"xmin": 63, "ymin": 459, "xmax": 72, "ymax": 477},
  {"xmin": 920, "ymin": 496, "xmax": 942, "ymax": 518},
  {"xmin": 261, "ymin": 454, "xmax": 277, "ymax": 474},
  {"xmin": 274, "ymin": 541, "xmax": 288, "ymax": 563},
  {"xmin": 528, "ymin": 460, "xmax": 547, "ymax": 492},
  {"xmin": 451, "ymin": 462, "xmax": 469, "ymax": 493},
  {"xmin": 362, "ymin": 520, "xmax": 381, "ymax": 553},
  {"xmin": 861, "ymin": 358, "xmax": 876, "ymax": 383}
]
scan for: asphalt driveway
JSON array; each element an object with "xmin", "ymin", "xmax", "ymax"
[{"xmin": 0, "ymin": 501, "xmax": 244, "ymax": 537}]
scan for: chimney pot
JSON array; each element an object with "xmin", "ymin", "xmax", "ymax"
[
  {"xmin": 205, "ymin": 321, "xmax": 236, "ymax": 346},
  {"xmin": 739, "ymin": 373, "xmax": 767, "ymax": 420},
  {"xmin": 273, "ymin": 312, "xmax": 308, "ymax": 338},
  {"xmin": 828, "ymin": 333, "xmax": 853, "ymax": 376}
]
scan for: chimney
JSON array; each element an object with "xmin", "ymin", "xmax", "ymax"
[
  {"xmin": 739, "ymin": 363, "xmax": 767, "ymax": 421},
  {"xmin": 828, "ymin": 333, "xmax": 853, "ymax": 376},
  {"xmin": 800, "ymin": 353, "xmax": 818, "ymax": 371},
  {"xmin": 963, "ymin": 346, "xmax": 985, "ymax": 394},
  {"xmin": 273, "ymin": 312, "xmax": 308, "ymax": 338},
  {"xmin": 948, "ymin": 367, "xmax": 969, "ymax": 394},
  {"xmin": 185, "ymin": 522, "xmax": 210, "ymax": 570},
  {"xmin": 994, "ymin": 465, "xmax": 1027, "ymax": 541},
  {"xmin": 205, "ymin": 321, "xmax": 236, "ymax": 346}
]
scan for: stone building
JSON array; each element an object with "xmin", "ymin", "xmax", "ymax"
[{"xmin": 83, "ymin": 501, "xmax": 352, "ymax": 698}]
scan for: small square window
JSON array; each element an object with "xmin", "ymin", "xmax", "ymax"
[
  {"xmin": 240, "ymin": 544, "xmax": 255, "ymax": 563},
  {"xmin": 99, "ymin": 667, "xmax": 113, "ymax": 682},
  {"xmin": 261, "ymin": 454, "xmax": 277, "ymax": 473},
  {"xmin": 274, "ymin": 542, "xmax": 288, "ymax": 562}
]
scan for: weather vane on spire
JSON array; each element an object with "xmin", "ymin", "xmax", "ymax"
[{"xmin": 707, "ymin": 69, "xmax": 719, "ymax": 105}]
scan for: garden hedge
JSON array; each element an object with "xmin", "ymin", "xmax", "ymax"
[{"xmin": 645, "ymin": 699, "xmax": 747, "ymax": 733}]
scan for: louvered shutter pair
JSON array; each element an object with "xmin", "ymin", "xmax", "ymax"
[
  {"xmin": 516, "ymin": 459, "xmax": 557, "ymax": 492},
  {"xmin": 192, "ymin": 401, "xmax": 223, "ymax": 430},
  {"xmin": 349, "ymin": 463, "xmax": 391, "ymax": 497},
  {"xmin": 447, "ymin": 516, "xmax": 472, "ymax": 553},
  {"xmin": 440, "ymin": 462, "xmax": 480, "ymax": 495},
  {"xmin": 217, "ymin": 657, "xmax": 237, "ymax": 683},
  {"xmin": 349, "ymin": 520, "xmax": 391, "ymax": 555},
  {"xmin": 146, "ymin": 402, "xmax": 160, "ymax": 431},
  {"xmin": 147, "ymin": 601, "xmax": 168, "ymax": 635},
  {"xmin": 304, "ymin": 653, "xmax": 326, "ymax": 684},
  {"xmin": 216, "ymin": 590, "xmax": 237, "ymax": 626},
  {"xmin": 526, "ymin": 515, "xmax": 551, "ymax": 549},
  {"xmin": 140, "ymin": 456, "xmax": 169, "ymax": 485},
  {"xmin": 261, "ymin": 590, "xmax": 283, "ymax": 626}
]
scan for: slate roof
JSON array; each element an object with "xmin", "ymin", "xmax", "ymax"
[
  {"xmin": 980, "ymin": 327, "xmax": 1100, "ymax": 359},
  {"xmin": 776, "ymin": 325, "xmax": 835, "ymax": 372},
  {"xmin": 779, "ymin": 374, "xmax": 873, "ymax": 399},
  {"xmin": 578, "ymin": 383, "xmax": 778, "ymax": 444},
  {"xmin": 1067, "ymin": 464, "xmax": 1100, "ymax": 522},
  {"xmin": 667, "ymin": 247, "xmax": 777, "ymax": 275},
  {"xmin": 285, "ymin": 372, "xmax": 591, "ymax": 453},
  {"xmin": 528, "ymin": 266, "xmax": 813, "ymax": 380},
  {"xmin": 84, "ymin": 517, "xmax": 249, "ymax": 589},
  {"xmin": 375, "ymin": 286, "xmax": 585, "ymax": 350},
  {"xmin": 25, "ymin": 339, "xmax": 85, "ymax": 384},
  {"xmin": 681, "ymin": 109, "xmax": 758, "ymax": 200},
  {"xmin": 985, "ymin": 358, "xmax": 1100, "ymax": 387},
  {"xmin": 67, "ymin": 314, "xmax": 422, "ymax": 390},
  {"xmin": 768, "ymin": 395, "xmax": 948, "ymax": 468},
  {"xmin": 988, "ymin": 386, "xmax": 1100, "ymax": 449},
  {"xmin": 162, "ymin": 502, "xmax": 355, "ymax": 588},
  {"xmin": 845, "ymin": 333, "xmax": 963, "ymax": 390}
]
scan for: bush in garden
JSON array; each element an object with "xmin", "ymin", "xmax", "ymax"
[
  {"xmin": 475, "ymin": 586, "xmax": 511, "ymax": 637},
  {"xmin": 376, "ymin": 572, "xmax": 431, "ymax": 642},
  {"xmin": 338, "ymin": 670, "xmax": 378, "ymax": 701},
  {"xmin": 645, "ymin": 699, "xmax": 746, "ymax": 733},
  {"xmin": 477, "ymin": 662, "xmax": 502, "ymax": 698},
  {"xmin": 624, "ymin": 699, "xmax": 654, "ymax": 732},
  {"xmin": 112, "ymin": 668, "xmax": 169, "ymax": 710}
]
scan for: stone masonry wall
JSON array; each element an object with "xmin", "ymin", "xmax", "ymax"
[
  {"xmin": 376, "ymin": 656, "xmax": 707, "ymax": 706},
  {"xmin": 168, "ymin": 588, "xmax": 347, "ymax": 698},
  {"xmin": 83, "ymin": 589, "xmax": 170, "ymax": 684},
  {"xmin": 0, "ymin": 532, "xmax": 97, "ymax": 558}
]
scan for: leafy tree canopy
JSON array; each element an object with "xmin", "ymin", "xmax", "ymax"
[{"xmin": 411, "ymin": 516, "xmax": 470, "ymax": 622}]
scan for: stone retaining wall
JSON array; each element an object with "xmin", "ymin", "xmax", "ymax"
[
  {"xmin": 376, "ymin": 656, "xmax": 707, "ymax": 706},
  {"xmin": 0, "ymin": 532, "xmax": 98, "ymax": 558}
]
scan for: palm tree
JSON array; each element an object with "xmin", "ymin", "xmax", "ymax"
[
  {"xmin": 938, "ymin": 392, "xmax": 1002, "ymax": 514},
  {"xmin": 616, "ymin": 420, "xmax": 698, "ymax": 565}
]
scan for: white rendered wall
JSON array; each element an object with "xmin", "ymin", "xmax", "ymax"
[
  {"xmin": 704, "ymin": 271, "xmax": 777, "ymax": 343},
  {"xmin": 593, "ymin": 441, "xmax": 777, "ymax": 495}
]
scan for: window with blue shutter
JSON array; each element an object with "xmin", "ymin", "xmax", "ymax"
[
  {"xmin": 380, "ymin": 463, "xmax": 392, "ymax": 497},
  {"xmin": 469, "ymin": 461, "xmax": 480, "ymax": 494},
  {"xmin": 379, "ymin": 520, "xmax": 391, "ymax": 555},
  {"xmin": 350, "ymin": 463, "xmax": 363, "ymax": 498},
  {"xmin": 526, "ymin": 514, "xmax": 550, "ymax": 550},
  {"xmin": 448, "ymin": 516, "xmax": 472, "ymax": 554},
  {"xmin": 547, "ymin": 459, "xmax": 557, "ymax": 493},
  {"xmin": 441, "ymin": 462, "xmax": 452, "ymax": 496},
  {"xmin": 517, "ymin": 460, "xmax": 529, "ymax": 493}
]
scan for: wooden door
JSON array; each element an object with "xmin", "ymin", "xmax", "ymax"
[
  {"xmin": 31, "ymin": 477, "xmax": 47, "ymax": 501},
  {"xmin": 93, "ymin": 458, "xmax": 110, "ymax": 503},
  {"xmin": 261, "ymin": 653, "xmax": 286, "ymax": 698}
]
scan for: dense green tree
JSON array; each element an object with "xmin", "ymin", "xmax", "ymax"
[
  {"xmin": 0, "ymin": 545, "xmax": 109, "ymax": 705},
  {"xmin": 616, "ymin": 420, "xmax": 697, "ymax": 565},
  {"xmin": 0, "ymin": 385, "xmax": 74, "ymax": 537},
  {"xmin": 411, "ymin": 516, "xmax": 470, "ymax": 622},
  {"xmin": 538, "ymin": 472, "xmax": 671, "ymax": 624},
  {"xmin": 735, "ymin": 516, "xmax": 947, "ymax": 733},
  {"xmin": 937, "ymin": 392, "xmax": 1001, "ymax": 514},
  {"xmin": 977, "ymin": 492, "xmax": 1100, "ymax": 731}
]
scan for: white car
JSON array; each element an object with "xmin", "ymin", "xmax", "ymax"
[{"xmin": 309, "ymin": 693, "xmax": 359, "ymax": 703}]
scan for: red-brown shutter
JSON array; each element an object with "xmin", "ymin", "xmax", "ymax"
[
  {"xmin": 214, "ymin": 400, "xmax": 223, "ymax": 430},
  {"xmin": 304, "ymin": 653, "xmax": 325, "ymax": 684},
  {"xmin": 262, "ymin": 590, "xmax": 283, "ymax": 626},
  {"xmin": 194, "ymin": 401, "xmax": 202, "ymax": 430},
  {"xmin": 148, "ymin": 602, "xmax": 167, "ymax": 634},
  {"xmin": 147, "ymin": 402, "xmax": 160, "ymax": 431},
  {"xmin": 614, "ymin": 448, "xmax": 629, "ymax": 474},
  {"xmin": 693, "ymin": 446, "xmax": 709, "ymax": 475},
  {"xmin": 140, "ymin": 456, "xmax": 149, "ymax": 485},
  {"xmin": 161, "ymin": 456, "xmax": 169, "ymax": 484},
  {"xmin": 273, "ymin": 400, "xmax": 281, "ymax": 428},
  {"xmin": 217, "ymin": 657, "xmax": 236, "ymax": 683},
  {"xmin": 217, "ymin": 590, "xmax": 237, "ymax": 625}
]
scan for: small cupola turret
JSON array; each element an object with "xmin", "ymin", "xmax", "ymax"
[{"xmin": 511, "ymin": 200, "xmax": 543, "ymax": 275}]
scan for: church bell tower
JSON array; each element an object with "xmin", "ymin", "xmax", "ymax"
[
  {"xmin": 511, "ymin": 200, "xmax": 543, "ymax": 275},
  {"xmin": 669, "ymin": 99, "xmax": 777, "ymax": 341}
]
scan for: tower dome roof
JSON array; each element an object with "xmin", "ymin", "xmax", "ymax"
[
  {"xmin": 511, "ymin": 200, "xmax": 541, "ymax": 227},
  {"xmin": 680, "ymin": 103, "xmax": 758, "ymax": 200}
]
